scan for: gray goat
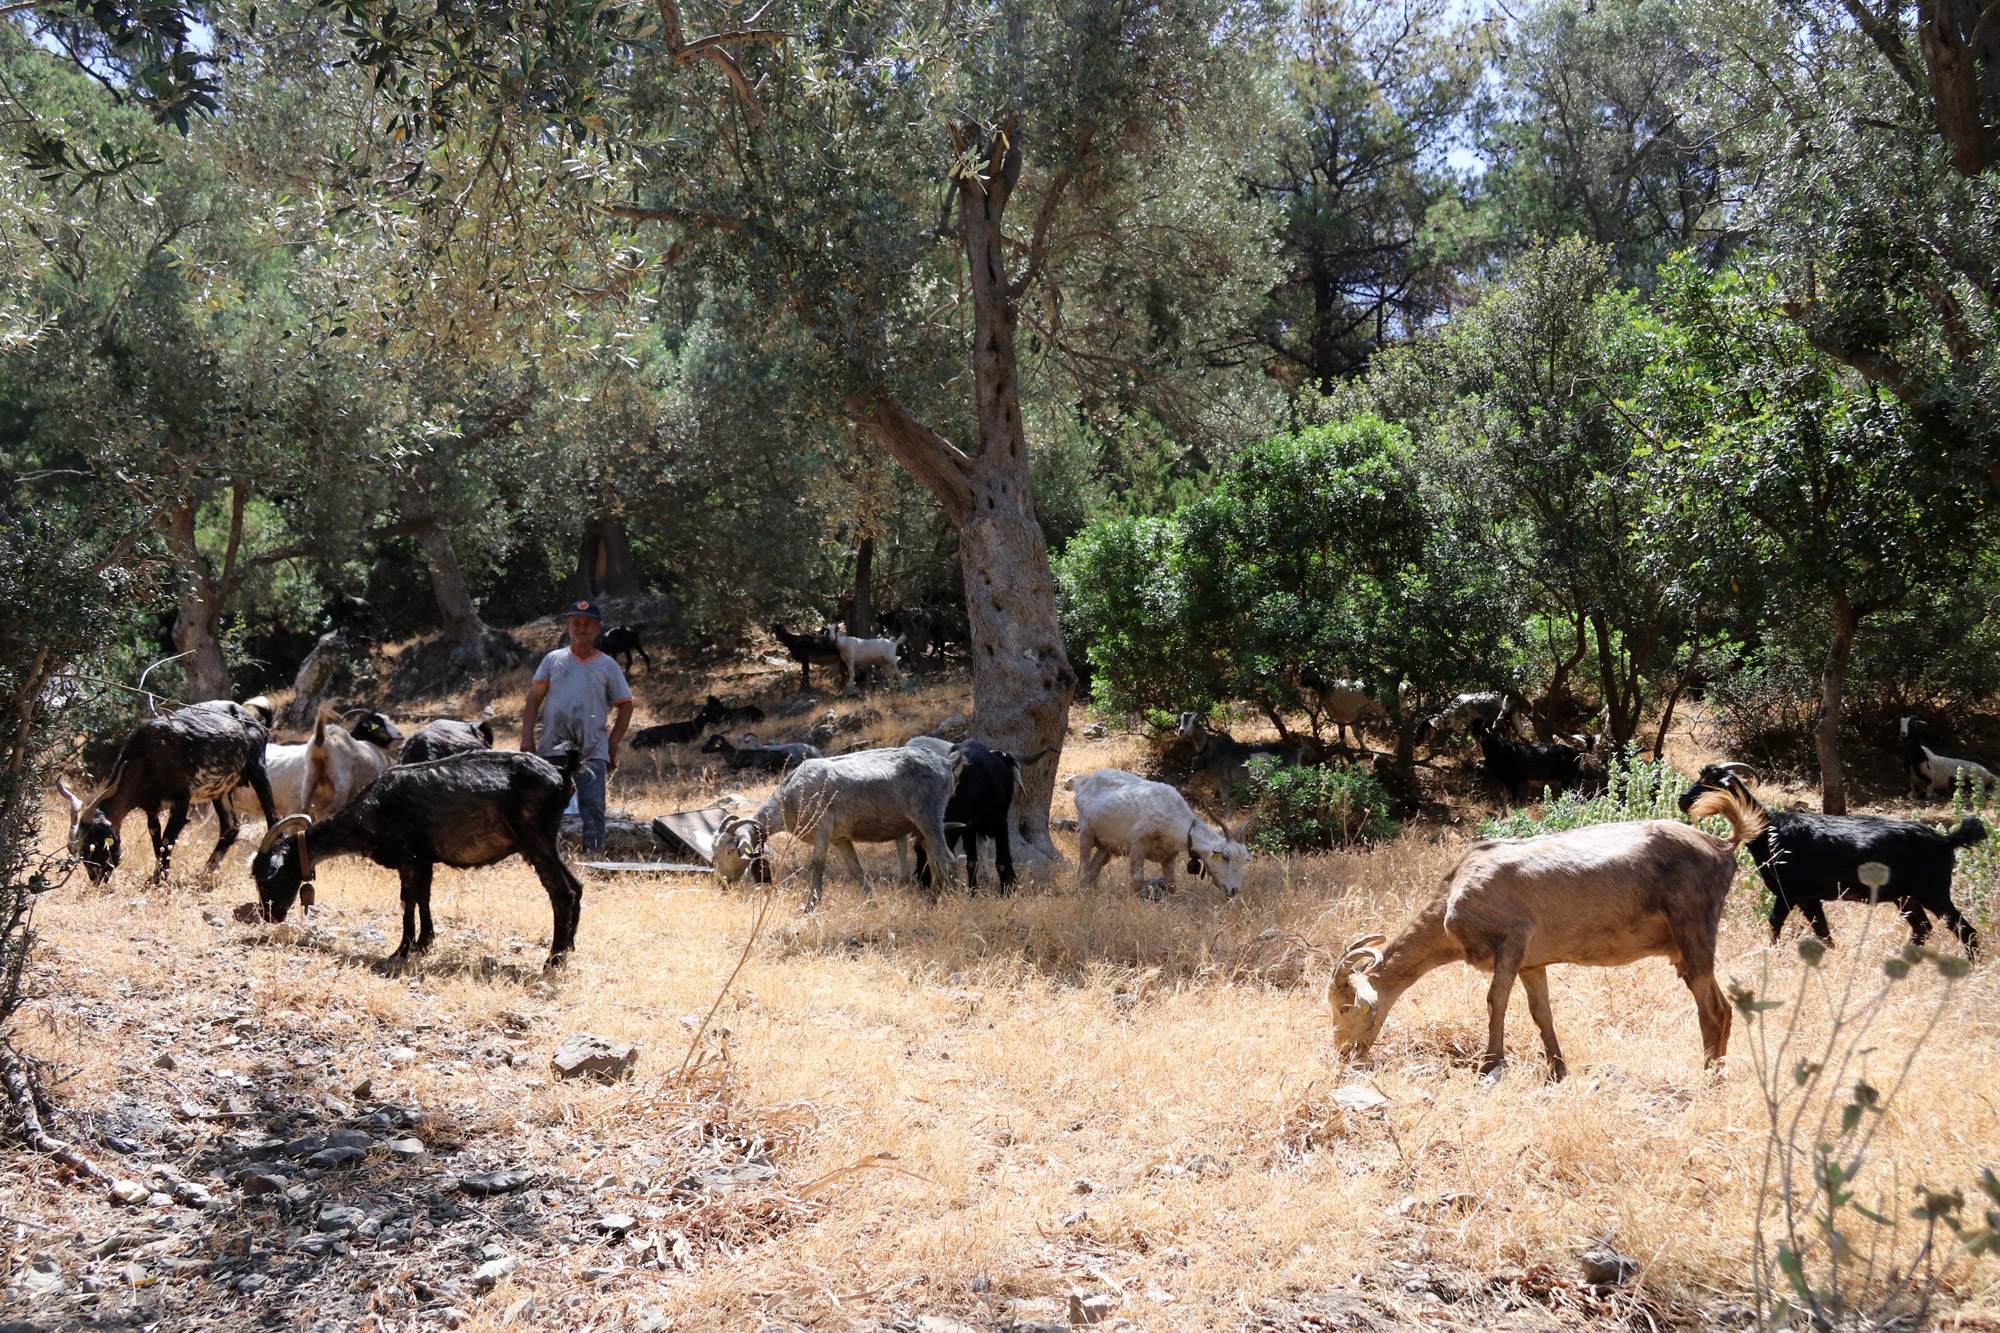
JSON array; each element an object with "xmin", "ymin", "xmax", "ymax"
[{"xmin": 753, "ymin": 747, "xmax": 963, "ymax": 907}]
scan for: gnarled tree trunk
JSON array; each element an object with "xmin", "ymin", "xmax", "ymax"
[
  {"xmin": 845, "ymin": 125, "xmax": 1080, "ymax": 859},
  {"xmin": 848, "ymin": 537, "xmax": 874, "ymax": 638},
  {"xmin": 396, "ymin": 472, "xmax": 520, "ymax": 679}
]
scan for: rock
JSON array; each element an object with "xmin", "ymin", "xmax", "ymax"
[
  {"xmin": 318, "ymin": 1205, "xmax": 366, "ymax": 1233},
  {"xmin": 631, "ymin": 1303, "xmax": 667, "ymax": 1333},
  {"xmin": 931, "ymin": 712, "xmax": 968, "ymax": 741},
  {"xmin": 501, "ymin": 1296, "xmax": 537, "ymax": 1326},
  {"xmin": 201, "ymin": 908, "xmax": 227, "ymax": 927},
  {"xmin": 151, "ymin": 1051, "xmax": 176, "ymax": 1071},
  {"xmin": 1072, "ymin": 1178, "xmax": 1095, "ymax": 1195},
  {"xmin": 594, "ymin": 1214, "xmax": 637, "ymax": 1236},
  {"xmin": 240, "ymin": 1173, "xmax": 287, "ymax": 1197},
  {"xmin": 307, "ymin": 1146, "xmax": 365, "ymax": 1169},
  {"xmin": 459, "ymin": 1169, "xmax": 536, "ymax": 1196},
  {"xmin": 232, "ymin": 902, "xmax": 264, "ymax": 924},
  {"xmin": 917, "ymin": 1317, "xmax": 980, "ymax": 1333},
  {"xmin": 388, "ymin": 1046, "xmax": 418, "ymax": 1066},
  {"xmin": 500, "ymin": 1010, "xmax": 535, "ymax": 1031},
  {"xmin": 670, "ymin": 1161, "xmax": 778, "ymax": 1195},
  {"xmin": 471, "ymin": 1257, "xmax": 517, "ymax": 1291},
  {"xmin": 282, "ymin": 1134, "xmax": 327, "ymax": 1158},
  {"xmin": 12, "ymin": 1258, "xmax": 65, "ymax": 1298},
  {"xmin": 1081, "ymin": 721, "xmax": 1108, "ymax": 739},
  {"xmin": 323, "ymin": 1128, "xmax": 372, "ymax": 1150},
  {"xmin": 108, "ymin": 1180, "xmax": 149, "ymax": 1206},
  {"xmin": 1185, "ymin": 1153, "xmax": 1231, "ymax": 1178},
  {"xmin": 1068, "ymin": 1290, "xmax": 1118, "ymax": 1325},
  {"xmin": 551, "ymin": 1033, "xmax": 639, "ymax": 1081},
  {"xmin": 384, "ymin": 1137, "xmax": 427, "ymax": 1161},
  {"xmin": 1579, "ymin": 1241, "xmax": 1637, "ymax": 1287},
  {"xmin": 1332, "ymin": 1085, "xmax": 1390, "ymax": 1112},
  {"xmin": 146, "ymin": 1191, "xmax": 173, "ymax": 1207}
]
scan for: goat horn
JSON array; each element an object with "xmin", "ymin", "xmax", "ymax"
[
  {"xmin": 1718, "ymin": 762, "xmax": 1759, "ymax": 778},
  {"xmin": 56, "ymin": 777, "xmax": 84, "ymax": 819},
  {"xmin": 259, "ymin": 813, "xmax": 312, "ymax": 855}
]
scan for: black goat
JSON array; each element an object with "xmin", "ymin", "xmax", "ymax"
[
  {"xmin": 705, "ymin": 694, "xmax": 765, "ymax": 726},
  {"xmin": 770, "ymin": 623, "xmax": 843, "ymax": 691},
  {"xmin": 1472, "ymin": 719, "xmax": 1583, "ymax": 803},
  {"xmin": 1176, "ymin": 713, "xmax": 1300, "ymax": 819},
  {"xmin": 250, "ymin": 749, "xmax": 585, "ymax": 966},
  {"xmin": 597, "ymin": 624, "xmax": 651, "ymax": 674},
  {"xmin": 910, "ymin": 741, "xmax": 1023, "ymax": 893},
  {"xmin": 59, "ymin": 705, "xmax": 277, "ymax": 883},
  {"xmin": 701, "ymin": 733, "xmax": 822, "ymax": 773},
  {"xmin": 399, "ymin": 718, "xmax": 494, "ymax": 763},
  {"xmin": 630, "ymin": 701, "xmax": 725, "ymax": 750},
  {"xmin": 1678, "ymin": 764, "xmax": 1983, "ymax": 956}
]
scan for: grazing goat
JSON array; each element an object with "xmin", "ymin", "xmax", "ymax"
[
  {"xmin": 1073, "ymin": 768, "xmax": 1252, "ymax": 898},
  {"xmin": 907, "ymin": 740, "xmax": 1022, "ymax": 893},
  {"xmin": 399, "ymin": 718, "xmax": 494, "ymax": 764},
  {"xmin": 701, "ymin": 732, "xmax": 822, "ymax": 773},
  {"xmin": 596, "ymin": 625, "xmax": 652, "ymax": 673},
  {"xmin": 227, "ymin": 707, "xmax": 399, "ymax": 822},
  {"xmin": 1472, "ymin": 719, "xmax": 1583, "ymax": 803},
  {"xmin": 705, "ymin": 695, "xmax": 765, "ymax": 726},
  {"xmin": 1897, "ymin": 717, "xmax": 1998, "ymax": 797},
  {"xmin": 1330, "ymin": 785, "xmax": 1764, "ymax": 1078},
  {"xmin": 59, "ymin": 705, "xmax": 277, "ymax": 883},
  {"xmin": 1176, "ymin": 713, "xmax": 1300, "ymax": 819},
  {"xmin": 752, "ymin": 748, "xmax": 961, "ymax": 907},
  {"xmin": 1309, "ymin": 676, "xmax": 1391, "ymax": 752},
  {"xmin": 1415, "ymin": 691, "xmax": 1525, "ymax": 746},
  {"xmin": 770, "ymin": 623, "xmax": 844, "ymax": 691},
  {"xmin": 835, "ymin": 633, "xmax": 902, "ymax": 690},
  {"xmin": 1678, "ymin": 764, "xmax": 1983, "ymax": 956},
  {"xmin": 250, "ymin": 749, "xmax": 585, "ymax": 966}
]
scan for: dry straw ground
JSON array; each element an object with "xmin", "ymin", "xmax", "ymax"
[{"xmin": 5, "ymin": 665, "xmax": 1999, "ymax": 1332}]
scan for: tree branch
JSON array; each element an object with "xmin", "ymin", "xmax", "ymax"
[
  {"xmin": 653, "ymin": 0, "xmax": 783, "ymax": 126},
  {"xmin": 1008, "ymin": 122, "xmax": 1094, "ymax": 302},
  {"xmin": 843, "ymin": 390, "xmax": 976, "ymax": 524},
  {"xmin": 1840, "ymin": 0, "xmax": 1926, "ymax": 95},
  {"xmin": 220, "ymin": 478, "xmax": 246, "ymax": 591}
]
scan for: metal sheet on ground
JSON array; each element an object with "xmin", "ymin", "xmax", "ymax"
[
  {"xmin": 651, "ymin": 807, "xmax": 733, "ymax": 862},
  {"xmin": 580, "ymin": 862, "xmax": 713, "ymax": 874}
]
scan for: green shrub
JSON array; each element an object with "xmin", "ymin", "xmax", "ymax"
[
  {"xmin": 1477, "ymin": 745, "xmax": 1690, "ymax": 838},
  {"xmin": 1241, "ymin": 756, "xmax": 1400, "ymax": 851}
]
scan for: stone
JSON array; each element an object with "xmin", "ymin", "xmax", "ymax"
[
  {"xmin": 471, "ymin": 1257, "xmax": 516, "ymax": 1291},
  {"xmin": 384, "ymin": 1137, "xmax": 427, "ymax": 1161},
  {"xmin": 108, "ymin": 1180, "xmax": 149, "ymax": 1206},
  {"xmin": 12, "ymin": 1258, "xmax": 65, "ymax": 1298},
  {"xmin": 1068, "ymin": 1291, "xmax": 1118, "ymax": 1325},
  {"xmin": 594, "ymin": 1213, "xmax": 637, "ymax": 1236},
  {"xmin": 323, "ymin": 1128, "xmax": 372, "ymax": 1150},
  {"xmin": 351, "ymin": 1078, "xmax": 372, "ymax": 1101},
  {"xmin": 459, "ymin": 1169, "xmax": 536, "ymax": 1196},
  {"xmin": 917, "ymin": 1317, "xmax": 980, "ymax": 1333},
  {"xmin": 441, "ymin": 1308, "xmax": 470, "ymax": 1330},
  {"xmin": 669, "ymin": 1162, "xmax": 778, "ymax": 1195},
  {"xmin": 931, "ymin": 712, "xmax": 969, "ymax": 741},
  {"xmin": 318, "ymin": 1205, "xmax": 366, "ymax": 1232},
  {"xmin": 1080, "ymin": 721, "xmax": 1108, "ymax": 739},
  {"xmin": 1579, "ymin": 1242, "xmax": 1637, "ymax": 1287},
  {"xmin": 1185, "ymin": 1153, "xmax": 1231, "ymax": 1177},
  {"xmin": 388, "ymin": 1046, "xmax": 418, "ymax": 1066},
  {"xmin": 240, "ymin": 1173, "xmax": 287, "ymax": 1197},
  {"xmin": 551, "ymin": 1033, "xmax": 639, "ymax": 1081},
  {"xmin": 307, "ymin": 1146, "xmax": 366, "ymax": 1169},
  {"xmin": 151, "ymin": 1051, "xmax": 176, "ymax": 1071},
  {"xmin": 232, "ymin": 902, "xmax": 264, "ymax": 924},
  {"xmin": 282, "ymin": 1134, "xmax": 328, "ymax": 1159},
  {"xmin": 501, "ymin": 1297, "xmax": 537, "ymax": 1326},
  {"xmin": 631, "ymin": 1303, "xmax": 666, "ymax": 1333},
  {"xmin": 1332, "ymin": 1085, "xmax": 1390, "ymax": 1112},
  {"xmin": 201, "ymin": 908, "xmax": 227, "ymax": 927}
]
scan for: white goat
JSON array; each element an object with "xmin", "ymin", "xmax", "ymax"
[
  {"xmin": 304, "ymin": 704, "xmax": 400, "ymax": 814},
  {"xmin": 1915, "ymin": 745, "xmax": 1999, "ymax": 797},
  {"xmin": 1072, "ymin": 768, "xmax": 1252, "ymax": 897},
  {"xmin": 753, "ymin": 747, "xmax": 960, "ymax": 906},
  {"xmin": 834, "ymin": 634, "xmax": 902, "ymax": 690}
]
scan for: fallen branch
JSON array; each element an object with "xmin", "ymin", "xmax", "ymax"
[{"xmin": 0, "ymin": 1043, "xmax": 115, "ymax": 1187}]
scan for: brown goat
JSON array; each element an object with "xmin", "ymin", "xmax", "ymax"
[{"xmin": 1329, "ymin": 788, "xmax": 1763, "ymax": 1079}]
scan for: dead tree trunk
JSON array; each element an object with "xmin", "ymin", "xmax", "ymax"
[{"xmin": 844, "ymin": 124, "xmax": 1081, "ymax": 859}]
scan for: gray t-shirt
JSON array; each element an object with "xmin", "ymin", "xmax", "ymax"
[{"xmin": 532, "ymin": 647, "xmax": 631, "ymax": 763}]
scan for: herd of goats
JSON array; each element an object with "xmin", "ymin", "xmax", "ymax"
[{"xmin": 46, "ymin": 631, "xmax": 1997, "ymax": 1077}]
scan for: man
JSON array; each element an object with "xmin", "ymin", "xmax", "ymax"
[{"xmin": 520, "ymin": 600, "xmax": 634, "ymax": 855}]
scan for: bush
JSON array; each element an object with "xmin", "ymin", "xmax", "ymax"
[{"xmin": 1241, "ymin": 756, "xmax": 1400, "ymax": 851}]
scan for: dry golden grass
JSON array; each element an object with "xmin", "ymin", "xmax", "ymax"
[{"xmin": 10, "ymin": 674, "xmax": 2000, "ymax": 1331}]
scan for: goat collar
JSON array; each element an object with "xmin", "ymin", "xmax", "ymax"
[{"xmin": 295, "ymin": 829, "xmax": 315, "ymax": 884}]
